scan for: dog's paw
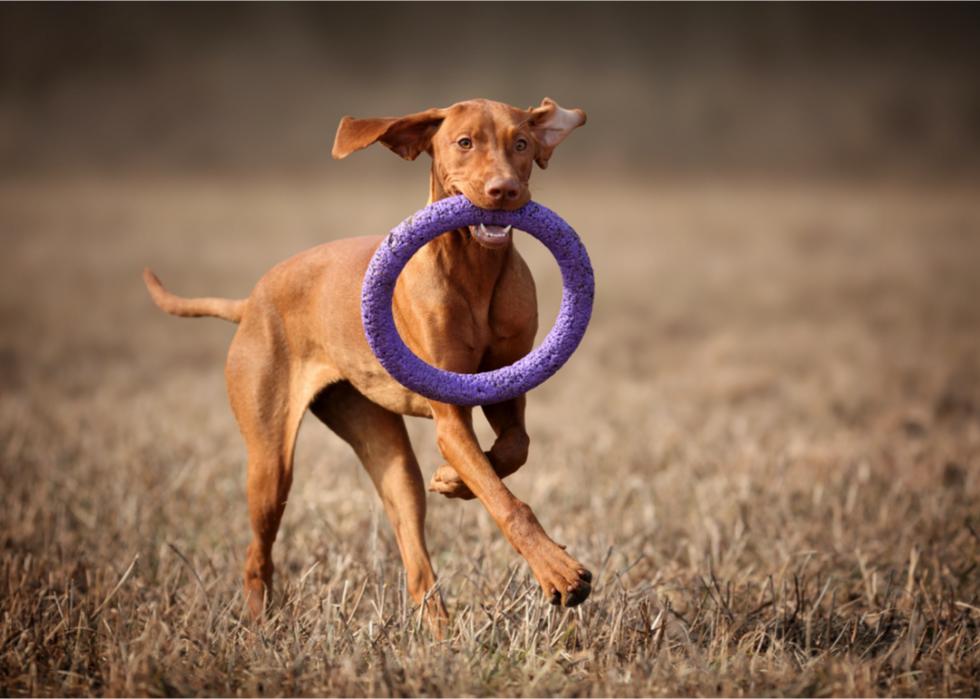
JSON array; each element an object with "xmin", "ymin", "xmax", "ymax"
[
  {"xmin": 422, "ymin": 593, "xmax": 451, "ymax": 640},
  {"xmin": 551, "ymin": 566, "xmax": 592, "ymax": 607},
  {"xmin": 528, "ymin": 542, "xmax": 593, "ymax": 608},
  {"xmin": 428, "ymin": 463, "xmax": 477, "ymax": 499}
]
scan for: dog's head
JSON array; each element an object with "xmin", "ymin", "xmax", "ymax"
[{"xmin": 332, "ymin": 98, "xmax": 585, "ymax": 248}]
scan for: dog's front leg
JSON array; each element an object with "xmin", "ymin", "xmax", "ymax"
[
  {"xmin": 428, "ymin": 396, "xmax": 529, "ymax": 499},
  {"xmin": 431, "ymin": 402, "xmax": 592, "ymax": 607},
  {"xmin": 482, "ymin": 397, "xmax": 530, "ymax": 478},
  {"xmin": 429, "ymin": 336, "xmax": 533, "ymax": 499}
]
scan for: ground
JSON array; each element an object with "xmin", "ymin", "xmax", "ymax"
[{"xmin": 1, "ymin": 173, "xmax": 978, "ymax": 696}]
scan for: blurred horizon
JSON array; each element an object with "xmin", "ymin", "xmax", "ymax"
[{"xmin": 2, "ymin": 2, "xmax": 979, "ymax": 180}]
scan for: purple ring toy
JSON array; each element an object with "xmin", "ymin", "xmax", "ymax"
[{"xmin": 361, "ymin": 195, "xmax": 594, "ymax": 406}]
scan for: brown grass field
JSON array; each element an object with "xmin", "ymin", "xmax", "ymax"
[{"xmin": 1, "ymin": 172, "xmax": 979, "ymax": 696}]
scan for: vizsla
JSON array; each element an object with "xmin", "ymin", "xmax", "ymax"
[{"xmin": 144, "ymin": 98, "xmax": 590, "ymax": 628}]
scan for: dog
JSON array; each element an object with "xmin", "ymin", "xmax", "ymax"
[{"xmin": 144, "ymin": 98, "xmax": 591, "ymax": 629}]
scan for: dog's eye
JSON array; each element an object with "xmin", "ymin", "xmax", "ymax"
[
  {"xmin": 514, "ymin": 137, "xmax": 528, "ymax": 152},
  {"xmin": 457, "ymin": 137, "xmax": 473, "ymax": 150}
]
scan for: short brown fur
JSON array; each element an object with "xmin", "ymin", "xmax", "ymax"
[{"xmin": 144, "ymin": 98, "xmax": 588, "ymax": 630}]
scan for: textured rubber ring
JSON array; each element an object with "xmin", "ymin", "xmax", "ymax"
[{"xmin": 361, "ymin": 195, "xmax": 594, "ymax": 406}]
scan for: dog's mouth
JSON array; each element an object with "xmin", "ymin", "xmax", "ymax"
[
  {"xmin": 469, "ymin": 223, "xmax": 513, "ymax": 249},
  {"xmin": 443, "ymin": 185, "xmax": 515, "ymax": 249}
]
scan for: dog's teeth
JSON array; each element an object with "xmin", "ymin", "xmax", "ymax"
[{"xmin": 474, "ymin": 223, "xmax": 512, "ymax": 241}]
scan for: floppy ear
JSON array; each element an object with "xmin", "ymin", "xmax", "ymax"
[
  {"xmin": 332, "ymin": 108, "xmax": 445, "ymax": 161},
  {"xmin": 527, "ymin": 97, "xmax": 587, "ymax": 169}
]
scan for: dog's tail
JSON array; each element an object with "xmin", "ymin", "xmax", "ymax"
[{"xmin": 142, "ymin": 268, "xmax": 245, "ymax": 324}]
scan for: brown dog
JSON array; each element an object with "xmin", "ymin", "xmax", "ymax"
[{"xmin": 144, "ymin": 98, "xmax": 590, "ymax": 627}]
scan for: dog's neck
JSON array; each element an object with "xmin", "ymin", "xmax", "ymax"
[{"xmin": 391, "ymin": 168, "xmax": 509, "ymax": 307}]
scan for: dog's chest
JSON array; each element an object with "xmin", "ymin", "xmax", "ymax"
[
  {"xmin": 348, "ymin": 242, "xmax": 536, "ymax": 417},
  {"xmin": 354, "ymin": 371, "xmax": 435, "ymax": 418}
]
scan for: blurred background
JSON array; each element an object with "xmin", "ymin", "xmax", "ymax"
[
  {"xmin": 2, "ymin": 2, "xmax": 979, "ymax": 178},
  {"xmin": 2, "ymin": 5, "xmax": 980, "ymax": 694}
]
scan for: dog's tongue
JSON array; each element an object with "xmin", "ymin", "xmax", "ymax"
[{"xmin": 470, "ymin": 223, "xmax": 513, "ymax": 249}]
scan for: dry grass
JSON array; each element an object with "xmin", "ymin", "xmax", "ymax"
[{"xmin": 1, "ymin": 173, "xmax": 979, "ymax": 696}]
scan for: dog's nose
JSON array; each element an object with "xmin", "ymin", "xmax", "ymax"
[{"xmin": 484, "ymin": 176, "xmax": 521, "ymax": 205}]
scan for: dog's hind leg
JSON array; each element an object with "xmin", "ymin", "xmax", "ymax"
[
  {"xmin": 309, "ymin": 382, "xmax": 448, "ymax": 635},
  {"xmin": 225, "ymin": 327, "xmax": 310, "ymax": 621}
]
